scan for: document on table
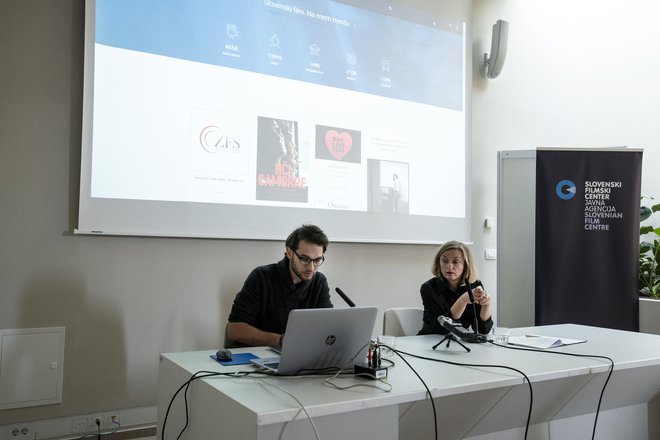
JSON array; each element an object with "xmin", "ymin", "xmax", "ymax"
[{"xmin": 508, "ymin": 334, "xmax": 587, "ymax": 349}]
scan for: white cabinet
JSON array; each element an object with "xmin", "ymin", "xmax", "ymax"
[{"xmin": 0, "ymin": 327, "xmax": 65, "ymax": 409}]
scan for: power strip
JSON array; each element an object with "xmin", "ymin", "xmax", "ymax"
[{"xmin": 354, "ymin": 363, "xmax": 387, "ymax": 379}]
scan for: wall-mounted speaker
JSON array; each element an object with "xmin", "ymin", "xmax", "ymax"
[{"xmin": 484, "ymin": 20, "xmax": 509, "ymax": 79}]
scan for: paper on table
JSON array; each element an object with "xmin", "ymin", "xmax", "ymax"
[{"xmin": 507, "ymin": 334, "xmax": 586, "ymax": 349}]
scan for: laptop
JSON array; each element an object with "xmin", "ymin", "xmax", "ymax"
[{"xmin": 251, "ymin": 306, "xmax": 378, "ymax": 375}]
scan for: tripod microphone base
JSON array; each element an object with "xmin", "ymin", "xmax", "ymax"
[{"xmin": 432, "ymin": 334, "xmax": 471, "ymax": 352}]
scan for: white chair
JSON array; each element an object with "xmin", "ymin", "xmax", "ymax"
[{"xmin": 382, "ymin": 307, "xmax": 423, "ymax": 336}]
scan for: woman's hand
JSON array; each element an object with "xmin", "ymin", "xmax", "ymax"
[{"xmin": 472, "ymin": 286, "xmax": 490, "ymax": 306}]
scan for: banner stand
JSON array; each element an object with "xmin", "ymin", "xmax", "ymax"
[{"xmin": 535, "ymin": 148, "xmax": 642, "ymax": 331}]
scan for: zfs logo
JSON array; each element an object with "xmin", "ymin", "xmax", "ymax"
[{"xmin": 199, "ymin": 125, "xmax": 241, "ymax": 153}]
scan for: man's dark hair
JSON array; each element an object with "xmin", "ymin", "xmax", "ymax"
[{"xmin": 285, "ymin": 224, "xmax": 329, "ymax": 252}]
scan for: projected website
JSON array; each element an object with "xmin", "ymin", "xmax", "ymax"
[{"xmin": 91, "ymin": 0, "xmax": 465, "ymax": 218}]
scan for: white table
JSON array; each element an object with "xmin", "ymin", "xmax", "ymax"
[{"xmin": 157, "ymin": 324, "xmax": 660, "ymax": 439}]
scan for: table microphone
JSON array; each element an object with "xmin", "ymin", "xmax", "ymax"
[
  {"xmin": 438, "ymin": 315, "xmax": 474, "ymax": 340},
  {"xmin": 334, "ymin": 287, "xmax": 356, "ymax": 307},
  {"xmin": 438, "ymin": 315, "xmax": 488, "ymax": 343}
]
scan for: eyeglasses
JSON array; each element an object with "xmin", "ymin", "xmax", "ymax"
[{"xmin": 293, "ymin": 250, "xmax": 325, "ymax": 267}]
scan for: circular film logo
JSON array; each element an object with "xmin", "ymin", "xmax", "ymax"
[
  {"xmin": 199, "ymin": 125, "xmax": 240, "ymax": 153},
  {"xmin": 556, "ymin": 179, "xmax": 576, "ymax": 200}
]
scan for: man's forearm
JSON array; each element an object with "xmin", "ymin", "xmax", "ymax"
[{"xmin": 226, "ymin": 322, "xmax": 281, "ymax": 347}]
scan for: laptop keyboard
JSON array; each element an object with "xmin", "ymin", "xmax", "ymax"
[{"xmin": 264, "ymin": 361, "xmax": 279, "ymax": 369}]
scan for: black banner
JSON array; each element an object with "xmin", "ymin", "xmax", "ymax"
[{"xmin": 535, "ymin": 149, "xmax": 642, "ymax": 331}]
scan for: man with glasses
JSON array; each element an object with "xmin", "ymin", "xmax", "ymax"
[{"xmin": 226, "ymin": 224, "xmax": 333, "ymax": 347}]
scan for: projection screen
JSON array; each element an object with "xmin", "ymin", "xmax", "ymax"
[{"xmin": 77, "ymin": 0, "xmax": 470, "ymax": 243}]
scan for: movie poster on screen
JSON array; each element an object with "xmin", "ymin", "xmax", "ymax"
[
  {"xmin": 366, "ymin": 159, "xmax": 410, "ymax": 214},
  {"xmin": 315, "ymin": 125, "xmax": 361, "ymax": 164},
  {"xmin": 188, "ymin": 108, "xmax": 253, "ymax": 203},
  {"xmin": 310, "ymin": 124, "xmax": 364, "ymax": 210},
  {"xmin": 255, "ymin": 116, "xmax": 309, "ymax": 203},
  {"xmin": 535, "ymin": 149, "xmax": 642, "ymax": 331}
]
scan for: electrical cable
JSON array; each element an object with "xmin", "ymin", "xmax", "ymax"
[
  {"xmin": 252, "ymin": 365, "xmax": 357, "ymax": 376},
  {"xmin": 75, "ymin": 418, "xmax": 121, "ymax": 440},
  {"xmin": 164, "ymin": 348, "xmax": 534, "ymax": 440},
  {"xmin": 381, "ymin": 357, "xmax": 395, "ymax": 367},
  {"xmin": 162, "ymin": 368, "xmax": 358, "ymax": 440},
  {"xmin": 490, "ymin": 341, "xmax": 614, "ymax": 440},
  {"xmin": 256, "ymin": 378, "xmax": 321, "ymax": 440},
  {"xmin": 323, "ymin": 367, "xmax": 393, "ymax": 392},
  {"xmin": 464, "ymin": 280, "xmax": 480, "ymax": 340},
  {"xmin": 177, "ymin": 371, "xmax": 223, "ymax": 440},
  {"xmin": 164, "ymin": 341, "xmax": 612, "ymax": 440},
  {"xmin": 387, "ymin": 347, "xmax": 438, "ymax": 440},
  {"xmin": 393, "ymin": 347, "xmax": 534, "ymax": 440},
  {"xmin": 161, "ymin": 370, "xmax": 258, "ymax": 440},
  {"xmin": 107, "ymin": 420, "xmax": 121, "ymax": 437}
]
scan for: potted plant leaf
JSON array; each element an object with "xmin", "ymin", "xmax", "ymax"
[{"xmin": 639, "ymin": 197, "xmax": 660, "ymax": 298}]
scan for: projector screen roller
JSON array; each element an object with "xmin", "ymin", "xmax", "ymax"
[{"xmin": 78, "ymin": 0, "xmax": 470, "ymax": 243}]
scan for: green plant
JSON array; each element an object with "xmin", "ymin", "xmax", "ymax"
[{"xmin": 639, "ymin": 196, "xmax": 660, "ymax": 298}]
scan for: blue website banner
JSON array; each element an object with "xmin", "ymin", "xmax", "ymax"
[{"xmin": 95, "ymin": 0, "xmax": 463, "ymax": 110}]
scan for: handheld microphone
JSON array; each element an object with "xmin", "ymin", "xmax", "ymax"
[{"xmin": 335, "ymin": 287, "xmax": 356, "ymax": 307}]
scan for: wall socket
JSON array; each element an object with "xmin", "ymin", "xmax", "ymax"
[
  {"xmin": 1, "ymin": 406, "xmax": 153, "ymax": 440},
  {"xmin": 71, "ymin": 412, "xmax": 121, "ymax": 433},
  {"xmin": 95, "ymin": 413, "xmax": 121, "ymax": 430},
  {"xmin": 5, "ymin": 424, "xmax": 32, "ymax": 440},
  {"xmin": 72, "ymin": 416, "xmax": 89, "ymax": 433}
]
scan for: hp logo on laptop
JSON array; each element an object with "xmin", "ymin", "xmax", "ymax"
[{"xmin": 325, "ymin": 335, "xmax": 336, "ymax": 345}]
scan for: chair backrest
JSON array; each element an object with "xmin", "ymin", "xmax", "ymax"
[{"xmin": 382, "ymin": 307, "xmax": 423, "ymax": 336}]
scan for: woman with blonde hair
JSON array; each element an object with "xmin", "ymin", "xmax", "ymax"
[{"xmin": 418, "ymin": 241, "xmax": 493, "ymax": 335}]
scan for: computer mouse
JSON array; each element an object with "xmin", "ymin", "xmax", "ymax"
[{"xmin": 216, "ymin": 348, "xmax": 233, "ymax": 361}]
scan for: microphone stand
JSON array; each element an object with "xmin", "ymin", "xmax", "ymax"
[
  {"xmin": 433, "ymin": 333, "xmax": 470, "ymax": 352},
  {"xmin": 464, "ymin": 280, "xmax": 485, "ymax": 343}
]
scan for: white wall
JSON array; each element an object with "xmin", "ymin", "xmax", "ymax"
[
  {"xmin": 471, "ymin": 5, "xmax": 660, "ymax": 433},
  {"xmin": 0, "ymin": 0, "xmax": 469, "ymax": 426},
  {"xmin": 472, "ymin": 0, "xmax": 660, "ymax": 323},
  {"xmin": 472, "ymin": 0, "xmax": 660, "ymax": 194}
]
